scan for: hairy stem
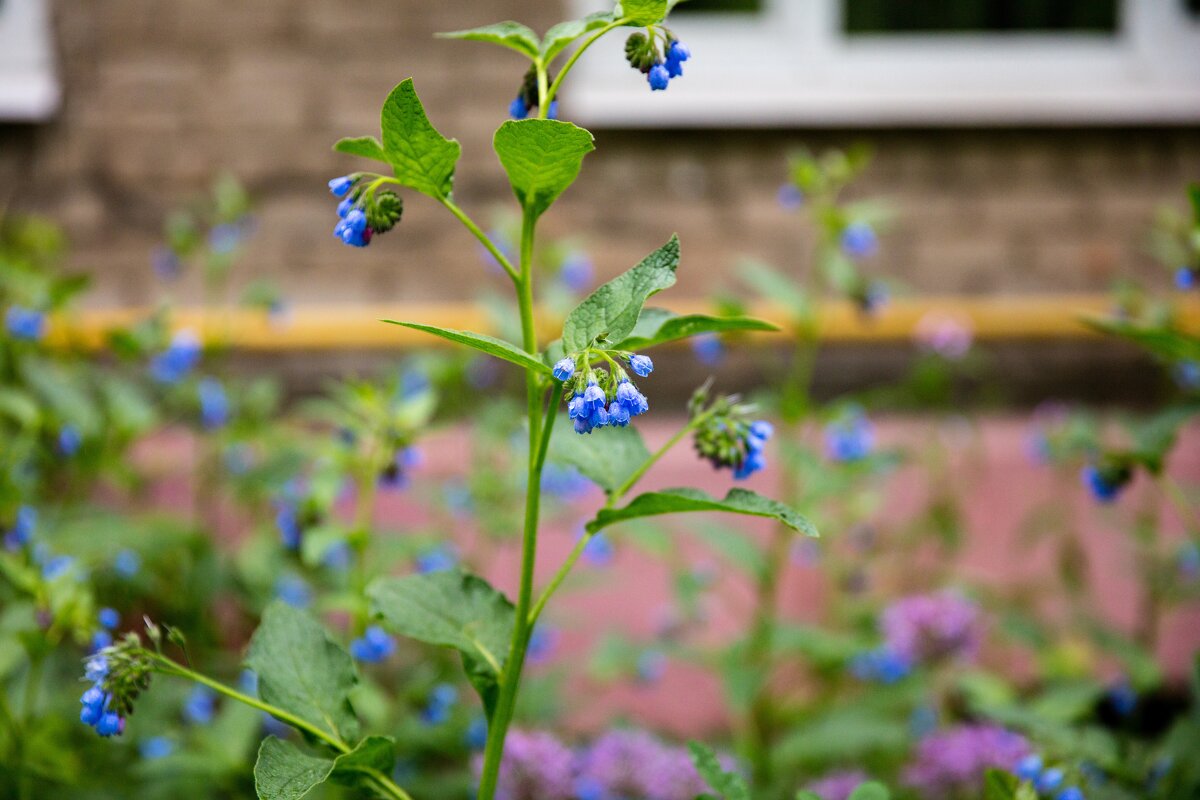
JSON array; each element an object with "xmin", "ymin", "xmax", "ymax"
[
  {"xmin": 544, "ymin": 18, "xmax": 630, "ymax": 108},
  {"xmin": 440, "ymin": 198, "xmax": 519, "ymax": 283},
  {"xmin": 528, "ymin": 413, "xmax": 709, "ymax": 628},
  {"xmin": 476, "ymin": 207, "xmax": 550, "ymax": 800}
]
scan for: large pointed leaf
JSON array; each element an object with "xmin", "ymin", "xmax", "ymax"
[
  {"xmin": 330, "ymin": 736, "xmax": 396, "ymax": 786},
  {"xmin": 621, "ymin": 0, "xmax": 669, "ymax": 25},
  {"xmin": 614, "ymin": 308, "xmax": 779, "ymax": 350},
  {"xmin": 244, "ymin": 602, "xmax": 360, "ymax": 744},
  {"xmin": 253, "ymin": 737, "xmax": 334, "ymax": 800},
  {"xmin": 541, "ymin": 12, "xmax": 617, "ymax": 61},
  {"xmin": 548, "ymin": 419, "xmax": 650, "ymax": 493},
  {"xmin": 379, "ymin": 79, "xmax": 461, "ymax": 200},
  {"xmin": 253, "ymin": 736, "xmax": 397, "ymax": 800},
  {"xmin": 587, "ymin": 488, "xmax": 817, "ymax": 537},
  {"xmin": 382, "ymin": 320, "xmax": 550, "ymax": 375},
  {"xmin": 562, "ymin": 236, "xmax": 680, "ymax": 351},
  {"xmin": 438, "ymin": 21, "xmax": 539, "ymax": 58},
  {"xmin": 494, "ymin": 120, "xmax": 595, "ymax": 220},
  {"xmin": 368, "ymin": 570, "xmax": 514, "ymax": 715}
]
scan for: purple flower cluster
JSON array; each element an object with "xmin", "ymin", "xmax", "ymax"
[
  {"xmin": 881, "ymin": 590, "xmax": 982, "ymax": 666},
  {"xmin": 903, "ymin": 724, "xmax": 1029, "ymax": 798},
  {"xmin": 475, "ymin": 729, "xmax": 577, "ymax": 800},
  {"xmin": 804, "ymin": 770, "xmax": 871, "ymax": 800},
  {"xmin": 476, "ymin": 729, "xmax": 719, "ymax": 800}
]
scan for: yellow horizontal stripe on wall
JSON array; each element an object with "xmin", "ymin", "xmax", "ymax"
[{"xmin": 42, "ymin": 294, "xmax": 1199, "ymax": 352}]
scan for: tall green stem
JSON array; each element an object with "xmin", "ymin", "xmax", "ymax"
[{"xmin": 476, "ymin": 206, "xmax": 552, "ymax": 800}]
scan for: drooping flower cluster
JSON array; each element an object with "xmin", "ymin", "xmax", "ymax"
[
  {"xmin": 689, "ymin": 386, "xmax": 774, "ymax": 479},
  {"xmin": 557, "ymin": 351, "xmax": 653, "ymax": 434},
  {"xmin": 1082, "ymin": 460, "xmax": 1131, "ymax": 503},
  {"xmin": 474, "ymin": 728, "xmax": 722, "ymax": 800},
  {"xmin": 328, "ymin": 174, "xmax": 403, "ymax": 248},
  {"xmin": 78, "ymin": 636, "xmax": 153, "ymax": 739},
  {"xmin": 881, "ymin": 590, "xmax": 982, "ymax": 666},
  {"xmin": 624, "ymin": 31, "xmax": 691, "ymax": 91},
  {"xmin": 824, "ymin": 406, "xmax": 875, "ymax": 462},
  {"xmin": 509, "ymin": 66, "xmax": 559, "ymax": 120},
  {"xmin": 804, "ymin": 770, "xmax": 872, "ymax": 800},
  {"xmin": 903, "ymin": 724, "xmax": 1030, "ymax": 798}
]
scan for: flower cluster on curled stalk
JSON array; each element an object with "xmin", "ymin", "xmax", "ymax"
[
  {"xmin": 688, "ymin": 384, "xmax": 774, "ymax": 480},
  {"xmin": 624, "ymin": 27, "xmax": 691, "ymax": 91},
  {"xmin": 79, "ymin": 633, "xmax": 154, "ymax": 738},
  {"xmin": 555, "ymin": 349, "xmax": 654, "ymax": 434},
  {"xmin": 509, "ymin": 66, "xmax": 559, "ymax": 120},
  {"xmin": 327, "ymin": 174, "xmax": 404, "ymax": 248}
]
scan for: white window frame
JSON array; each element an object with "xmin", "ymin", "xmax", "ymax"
[
  {"xmin": 566, "ymin": 0, "xmax": 1200, "ymax": 126},
  {"xmin": 0, "ymin": 0, "xmax": 59, "ymax": 121}
]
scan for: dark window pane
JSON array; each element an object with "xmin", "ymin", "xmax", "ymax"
[
  {"xmin": 843, "ymin": 0, "xmax": 1120, "ymax": 34},
  {"xmin": 673, "ymin": 0, "xmax": 763, "ymax": 14}
]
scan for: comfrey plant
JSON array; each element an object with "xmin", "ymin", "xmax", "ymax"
[{"xmin": 78, "ymin": 6, "xmax": 815, "ymax": 800}]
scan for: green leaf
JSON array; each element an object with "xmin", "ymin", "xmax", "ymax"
[
  {"xmin": 332, "ymin": 136, "xmax": 388, "ymax": 164},
  {"xmin": 244, "ymin": 602, "xmax": 360, "ymax": 744},
  {"xmin": 1083, "ymin": 317, "xmax": 1200, "ymax": 362},
  {"xmin": 330, "ymin": 736, "xmax": 396, "ymax": 786},
  {"xmin": 688, "ymin": 741, "xmax": 749, "ymax": 800},
  {"xmin": 848, "ymin": 783, "xmax": 891, "ymax": 800},
  {"xmin": 368, "ymin": 570, "xmax": 514, "ymax": 714},
  {"xmin": 541, "ymin": 12, "xmax": 617, "ymax": 61},
  {"xmin": 692, "ymin": 521, "xmax": 766, "ymax": 578},
  {"xmin": 983, "ymin": 768, "xmax": 1020, "ymax": 800},
  {"xmin": 438, "ymin": 21, "xmax": 540, "ymax": 58},
  {"xmin": 379, "ymin": 78, "xmax": 461, "ymax": 200},
  {"xmin": 493, "ymin": 120, "xmax": 595, "ymax": 220},
  {"xmin": 253, "ymin": 737, "xmax": 333, "ymax": 800},
  {"xmin": 562, "ymin": 236, "xmax": 680, "ymax": 351},
  {"xmin": 548, "ymin": 420, "xmax": 651, "ymax": 493},
  {"xmin": 615, "ymin": 308, "xmax": 779, "ymax": 350},
  {"xmin": 773, "ymin": 708, "xmax": 910, "ymax": 767},
  {"xmin": 382, "ymin": 320, "xmax": 551, "ymax": 375},
  {"xmin": 587, "ymin": 488, "xmax": 817, "ymax": 538},
  {"xmin": 621, "ymin": 0, "xmax": 669, "ymax": 25}
]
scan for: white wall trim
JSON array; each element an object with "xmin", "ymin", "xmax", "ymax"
[
  {"xmin": 0, "ymin": 0, "xmax": 60, "ymax": 121},
  {"xmin": 567, "ymin": 0, "xmax": 1200, "ymax": 127}
]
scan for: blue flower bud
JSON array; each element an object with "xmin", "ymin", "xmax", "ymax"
[
  {"xmin": 628, "ymin": 353, "xmax": 654, "ymax": 377},
  {"xmin": 1056, "ymin": 788, "xmax": 1084, "ymax": 800},
  {"xmin": 1037, "ymin": 768, "xmax": 1065, "ymax": 793},
  {"xmin": 647, "ymin": 64, "xmax": 670, "ymax": 91},
  {"xmin": 465, "ymin": 716, "xmax": 488, "ymax": 749},
  {"xmin": 5, "ymin": 306, "xmax": 45, "ymax": 341},
  {"xmin": 336, "ymin": 196, "xmax": 355, "ymax": 218},
  {"xmin": 184, "ymin": 686, "xmax": 216, "ymax": 725},
  {"xmin": 1016, "ymin": 754, "xmax": 1043, "ymax": 782},
  {"xmin": 334, "ymin": 208, "xmax": 372, "ymax": 248},
  {"xmin": 667, "ymin": 40, "xmax": 691, "ymax": 64},
  {"xmin": 96, "ymin": 711, "xmax": 124, "ymax": 737},
  {"xmin": 149, "ymin": 331, "xmax": 202, "ymax": 385},
  {"xmin": 778, "ymin": 184, "xmax": 804, "ymax": 210},
  {"xmin": 1177, "ymin": 266, "xmax": 1197, "ymax": 290},
  {"xmin": 615, "ymin": 380, "xmax": 648, "ymax": 416},
  {"xmin": 583, "ymin": 382, "xmax": 607, "ymax": 411},
  {"xmin": 1082, "ymin": 464, "xmax": 1127, "ymax": 503},
  {"xmin": 58, "ymin": 424, "xmax": 82, "ymax": 456},
  {"xmin": 416, "ymin": 545, "xmax": 457, "ymax": 574},
  {"xmin": 98, "ymin": 607, "xmax": 120, "ymax": 629},
  {"xmin": 552, "ymin": 358, "xmax": 575, "ymax": 382},
  {"xmin": 328, "ymin": 176, "xmax": 354, "ymax": 197},
  {"xmin": 692, "ymin": 333, "xmax": 725, "ymax": 366},
  {"xmin": 4, "ymin": 505, "xmax": 37, "ymax": 551},
  {"xmin": 140, "ymin": 736, "xmax": 175, "ymax": 759},
  {"xmin": 841, "ymin": 221, "xmax": 878, "ymax": 258},
  {"xmin": 509, "ymin": 96, "xmax": 529, "ymax": 120},
  {"xmin": 546, "ymin": 100, "xmax": 560, "ymax": 120},
  {"xmin": 113, "ymin": 549, "xmax": 140, "ymax": 577},
  {"xmin": 608, "ymin": 401, "xmax": 630, "ymax": 427},
  {"xmin": 350, "ymin": 625, "xmax": 396, "ymax": 663},
  {"xmin": 198, "ymin": 378, "xmax": 229, "ymax": 430}
]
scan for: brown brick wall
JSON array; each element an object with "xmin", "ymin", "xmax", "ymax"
[{"xmin": 2, "ymin": 0, "xmax": 1199, "ymax": 308}]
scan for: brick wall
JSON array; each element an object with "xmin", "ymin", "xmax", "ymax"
[{"xmin": 2, "ymin": 0, "xmax": 1199, "ymax": 309}]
